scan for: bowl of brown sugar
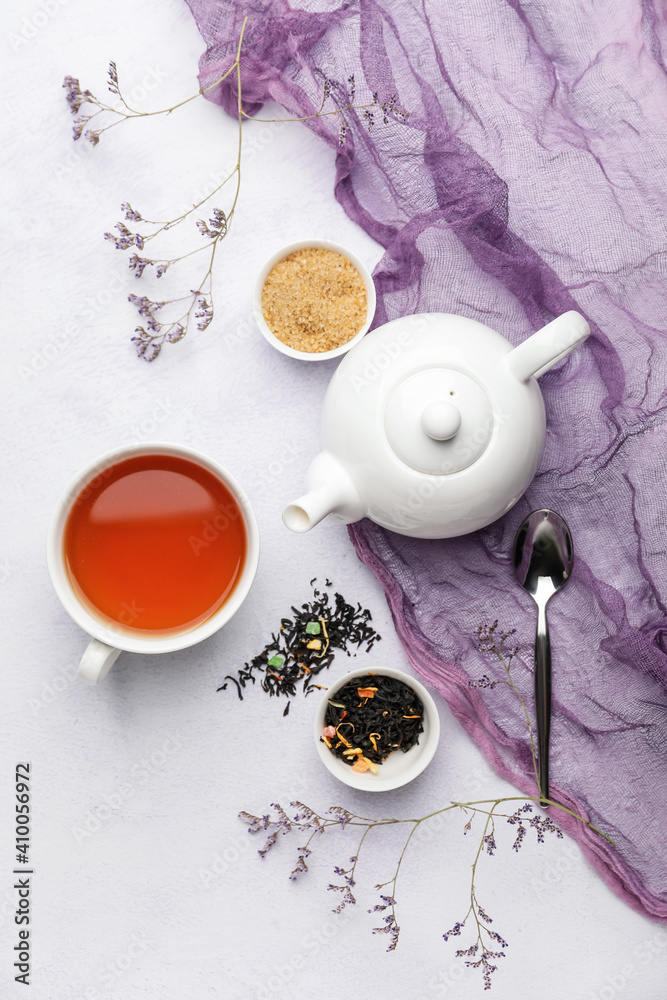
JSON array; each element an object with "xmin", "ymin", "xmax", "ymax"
[{"xmin": 253, "ymin": 239, "xmax": 376, "ymax": 361}]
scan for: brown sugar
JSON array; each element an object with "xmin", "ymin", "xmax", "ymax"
[{"xmin": 261, "ymin": 247, "xmax": 368, "ymax": 353}]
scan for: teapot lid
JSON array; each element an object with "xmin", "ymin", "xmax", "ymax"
[{"xmin": 384, "ymin": 368, "xmax": 493, "ymax": 475}]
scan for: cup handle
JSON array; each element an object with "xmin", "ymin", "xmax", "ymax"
[{"xmin": 79, "ymin": 639, "xmax": 121, "ymax": 684}]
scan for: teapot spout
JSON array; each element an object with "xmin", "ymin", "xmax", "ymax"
[
  {"xmin": 282, "ymin": 453, "xmax": 365, "ymax": 533},
  {"xmin": 506, "ymin": 311, "xmax": 589, "ymax": 382}
]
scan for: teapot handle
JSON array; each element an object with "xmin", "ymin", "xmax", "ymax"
[{"xmin": 506, "ymin": 311, "xmax": 589, "ymax": 382}]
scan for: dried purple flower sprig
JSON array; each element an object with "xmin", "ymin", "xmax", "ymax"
[
  {"xmin": 239, "ymin": 790, "xmax": 588, "ymax": 983},
  {"xmin": 441, "ymin": 798, "xmax": 564, "ymax": 990},
  {"xmin": 240, "ymin": 623, "xmax": 613, "ymax": 989},
  {"xmin": 64, "ymin": 25, "xmax": 247, "ymax": 361},
  {"xmin": 64, "ymin": 20, "xmax": 410, "ymax": 360},
  {"xmin": 63, "ymin": 56, "xmax": 233, "ymax": 148}
]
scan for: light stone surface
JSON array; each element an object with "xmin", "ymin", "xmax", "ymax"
[{"xmin": 1, "ymin": 2, "xmax": 665, "ymax": 998}]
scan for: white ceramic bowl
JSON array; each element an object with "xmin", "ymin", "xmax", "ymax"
[
  {"xmin": 314, "ymin": 666, "xmax": 440, "ymax": 791},
  {"xmin": 252, "ymin": 239, "xmax": 377, "ymax": 361}
]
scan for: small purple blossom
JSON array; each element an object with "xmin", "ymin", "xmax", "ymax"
[
  {"xmin": 131, "ymin": 327, "xmax": 162, "ymax": 363},
  {"xmin": 328, "ymin": 858, "xmax": 357, "ymax": 914},
  {"xmin": 372, "ymin": 909, "xmax": 399, "ymax": 952},
  {"xmin": 506, "ymin": 804, "xmax": 562, "ymax": 848},
  {"xmin": 166, "ymin": 324, "xmax": 185, "ymax": 343},
  {"xmin": 326, "ymin": 806, "xmax": 352, "ymax": 827},
  {"xmin": 238, "ymin": 810, "xmax": 271, "ymax": 834},
  {"xmin": 443, "ymin": 920, "xmax": 464, "ymax": 941},
  {"xmin": 195, "ymin": 296, "xmax": 213, "ymax": 331},
  {"xmin": 475, "ymin": 621, "xmax": 519, "ymax": 662},
  {"xmin": 456, "ymin": 943, "xmax": 479, "ymax": 957},
  {"xmin": 483, "ymin": 833, "xmax": 497, "ymax": 856},
  {"xmin": 105, "ymin": 222, "xmax": 137, "ymax": 251},
  {"xmin": 128, "ymin": 254, "xmax": 151, "ymax": 278},
  {"xmin": 196, "ymin": 208, "xmax": 227, "ymax": 240},
  {"xmin": 258, "ymin": 831, "xmax": 279, "ymax": 858},
  {"xmin": 468, "ymin": 674, "xmax": 497, "ymax": 690},
  {"xmin": 107, "ymin": 61, "xmax": 119, "ymax": 95},
  {"xmin": 289, "ymin": 846, "xmax": 311, "ymax": 882},
  {"xmin": 63, "ymin": 75, "xmax": 93, "ymax": 115},
  {"xmin": 121, "ymin": 202, "xmax": 142, "ymax": 222}
]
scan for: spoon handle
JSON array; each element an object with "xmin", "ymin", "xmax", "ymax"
[{"xmin": 535, "ymin": 600, "xmax": 551, "ymax": 808}]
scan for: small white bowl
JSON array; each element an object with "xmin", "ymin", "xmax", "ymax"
[
  {"xmin": 252, "ymin": 239, "xmax": 377, "ymax": 362},
  {"xmin": 314, "ymin": 666, "xmax": 440, "ymax": 792}
]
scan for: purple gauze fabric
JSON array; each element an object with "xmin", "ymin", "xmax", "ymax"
[{"xmin": 184, "ymin": 0, "xmax": 667, "ymax": 921}]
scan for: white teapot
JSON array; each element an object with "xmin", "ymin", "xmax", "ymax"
[{"xmin": 283, "ymin": 311, "xmax": 589, "ymax": 539}]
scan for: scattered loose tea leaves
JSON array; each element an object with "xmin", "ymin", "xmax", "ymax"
[
  {"xmin": 217, "ymin": 580, "xmax": 381, "ymax": 710},
  {"xmin": 323, "ymin": 673, "xmax": 424, "ymax": 768}
]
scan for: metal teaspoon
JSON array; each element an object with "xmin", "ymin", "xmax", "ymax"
[{"xmin": 513, "ymin": 509, "xmax": 573, "ymax": 807}]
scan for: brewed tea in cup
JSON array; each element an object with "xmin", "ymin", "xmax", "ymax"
[{"xmin": 47, "ymin": 443, "xmax": 260, "ymax": 683}]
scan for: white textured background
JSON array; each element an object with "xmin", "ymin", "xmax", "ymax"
[{"xmin": 1, "ymin": 1, "xmax": 665, "ymax": 998}]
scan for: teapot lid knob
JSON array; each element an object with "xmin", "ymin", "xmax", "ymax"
[
  {"xmin": 421, "ymin": 400, "xmax": 461, "ymax": 441},
  {"xmin": 384, "ymin": 368, "xmax": 493, "ymax": 475}
]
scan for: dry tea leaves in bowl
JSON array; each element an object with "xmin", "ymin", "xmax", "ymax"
[{"xmin": 322, "ymin": 672, "xmax": 424, "ymax": 772}]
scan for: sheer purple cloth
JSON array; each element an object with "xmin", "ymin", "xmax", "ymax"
[{"xmin": 185, "ymin": 0, "xmax": 667, "ymax": 921}]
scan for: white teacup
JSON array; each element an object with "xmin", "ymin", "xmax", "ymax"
[{"xmin": 47, "ymin": 442, "xmax": 260, "ymax": 684}]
